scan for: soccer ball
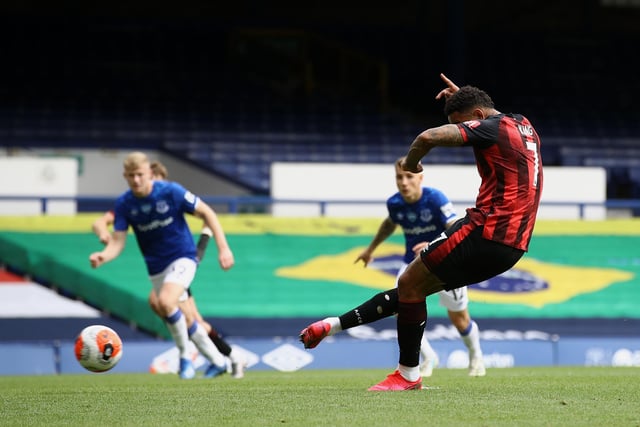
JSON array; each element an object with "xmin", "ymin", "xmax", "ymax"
[{"xmin": 74, "ymin": 325, "xmax": 123, "ymax": 372}]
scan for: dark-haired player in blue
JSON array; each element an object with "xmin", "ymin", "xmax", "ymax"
[
  {"xmin": 356, "ymin": 157, "xmax": 485, "ymax": 377},
  {"xmin": 302, "ymin": 157, "xmax": 485, "ymax": 377},
  {"xmin": 89, "ymin": 151, "xmax": 235, "ymax": 379}
]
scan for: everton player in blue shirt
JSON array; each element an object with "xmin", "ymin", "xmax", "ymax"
[
  {"xmin": 303, "ymin": 157, "xmax": 485, "ymax": 377},
  {"xmin": 89, "ymin": 151, "xmax": 235, "ymax": 379},
  {"xmin": 354, "ymin": 157, "xmax": 485, "ymax": 377}
]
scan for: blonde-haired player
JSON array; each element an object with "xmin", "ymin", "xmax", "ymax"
[
  {"xmin": 92, "ymin": 160, "xmax": 246, "ymax": 378},
  {"xmin": 89, "ymin": 152, "xmax": 239, "ymax": 379}
]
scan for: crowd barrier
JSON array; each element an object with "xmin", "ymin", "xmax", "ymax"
[{"xmin": 2, "ymin": 195, "xmax": 640, "ymax": 218}]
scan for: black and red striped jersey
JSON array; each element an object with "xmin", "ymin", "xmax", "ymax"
[{"xmin": 456, "ymin": 113, "xmax": 543, "ymax": 251}]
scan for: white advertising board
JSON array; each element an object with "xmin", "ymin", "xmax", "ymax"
[
  {"xmin": 0, "ymin": 157, "xmax": 78, "ymax": 215},
  {"xmin": 271, "ymin": 163, "xmax": 606, "ymax": 219}
]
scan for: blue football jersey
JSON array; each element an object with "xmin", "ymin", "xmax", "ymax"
[
  {"xmin": 113, "ymin": 180, "xmax": 198, "ymax": 275},
  {"xmin": 387, "ymin": 187, "xmax": 457, "ymax": 264}
]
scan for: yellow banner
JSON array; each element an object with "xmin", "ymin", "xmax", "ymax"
[{"xmin": 1, "ymin": 214, "xmax": 640, "ymax": 236}]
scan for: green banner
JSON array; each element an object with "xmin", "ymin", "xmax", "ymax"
[{"xmin": 0, "ymin": 216, "xmax": 638, "ymax": 338}]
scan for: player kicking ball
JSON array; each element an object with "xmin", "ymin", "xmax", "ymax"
[{"xmin": 301, "ymin": 73, "xmax": 543, "ymax": 390}]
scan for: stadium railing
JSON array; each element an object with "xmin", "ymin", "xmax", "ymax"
[{"xmin": 2, "ymin": 195, "xmax": 640, "ymax": 219}]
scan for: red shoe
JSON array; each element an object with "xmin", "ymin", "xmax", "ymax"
[
  {"xmin": 299, "ymin": 321, "xmax": 331, "ymax": 349},
  {"xmin": 368, "ymin": 370, "xmax": 422, "ymax": 391}
]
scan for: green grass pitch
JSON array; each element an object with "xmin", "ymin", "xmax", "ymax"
[{"xmin": 1, "ymin": 367, "xmax": 639, "ymax": 426}]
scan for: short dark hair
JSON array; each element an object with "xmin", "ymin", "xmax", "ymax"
[{"xmin": 444, "ymin": 85, "xmax": 494, "ymax": 116}]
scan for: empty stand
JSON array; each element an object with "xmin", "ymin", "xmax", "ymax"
[{"xmin": 0, "ymin": 18, "xmax": 639, "ymax": 201}]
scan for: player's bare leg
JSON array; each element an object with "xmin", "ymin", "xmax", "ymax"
[
  {"xmin": 448, "ymin": 309, "xmax": 485, "ymax": 376},
  {"xmin": 157, "ymin": 282, "xmax": 194, "ymax": 379}
]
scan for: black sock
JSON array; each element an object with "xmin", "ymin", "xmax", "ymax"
[
  {"xmin": 196, "ymin": 234, "xmax": 210, "ymax": 261},
  {"xmin": 208, "ymin": 328, "xmax": 232, "ymax": 356},
  {"xmin": 397, "ymin": 300, "xmax": 427, "ymax": 368},
  {"xmin": 338, "ymin": 288, "xmax": 398, "ymax": 330}
]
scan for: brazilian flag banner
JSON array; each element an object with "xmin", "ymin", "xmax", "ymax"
[{"xmin": 0, "ymin": 215, "xmax": 638, "ymax": 338}]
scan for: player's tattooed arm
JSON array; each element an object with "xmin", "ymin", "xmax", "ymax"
[
  {"xmin": 418, "ymin": 124, "xmax": 465, "ymax": 148},
  {"xmin": 404, "ymin": 124, "xmax": 464, "ymax": 171}
]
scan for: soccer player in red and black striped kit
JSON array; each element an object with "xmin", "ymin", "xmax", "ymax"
[{"xmin": 300, "ymin": 73, "xmax": 543, "ymax": 391}]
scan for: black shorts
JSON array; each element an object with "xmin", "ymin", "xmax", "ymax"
[{"xmin": 420, "ymin": 216, "xmax": 524, "ymax": 291}]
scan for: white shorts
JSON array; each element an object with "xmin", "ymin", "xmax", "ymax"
[
  {"xmin": 150, "ymin": 257, "xmax": 197, "ymax": 303},
  {"xmin": 396, "ymin": 262, "xmax": 469, "ymax": 312}
]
